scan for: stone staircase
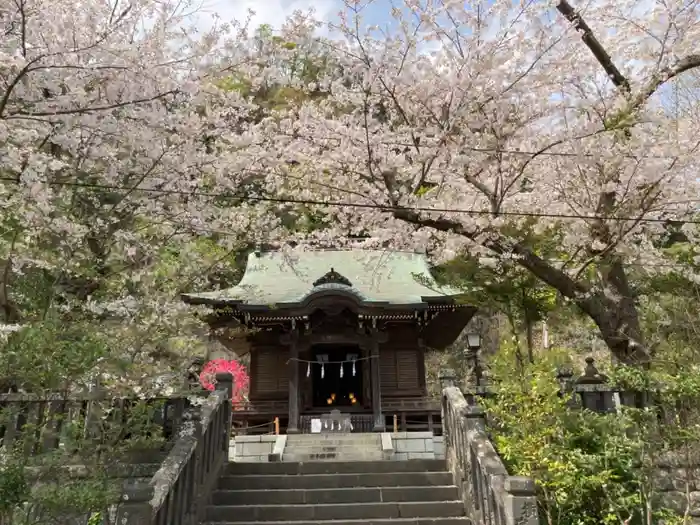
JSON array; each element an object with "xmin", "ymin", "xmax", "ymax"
[
  {"xmin": 282, "ymin": 433, "xmax": 385, "ymax": 461},
  {"xmin": 202, "ymin": 459, "xmax": 469, "ymax": 525}
]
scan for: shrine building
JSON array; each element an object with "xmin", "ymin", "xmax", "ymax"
[{"xmin": 182, "ymin": 249, "xmax": 476, "ymax": 433}]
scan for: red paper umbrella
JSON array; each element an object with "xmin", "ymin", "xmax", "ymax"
[{"xmin": 199, "ymin": 359, "xmax": 249, "ymax": 406}]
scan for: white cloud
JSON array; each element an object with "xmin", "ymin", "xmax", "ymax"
[{"xmin": 194, "ymin": 0, "xmax": 340, "ymax": 32}]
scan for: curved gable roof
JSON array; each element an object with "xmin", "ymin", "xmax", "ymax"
[{"xmin": 182, "ymin": 249, "xmax": 465, "ymax": 310}]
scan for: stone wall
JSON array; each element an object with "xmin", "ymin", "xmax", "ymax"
[
  {"xmin": 390, "ymin": 432, "xmax": 445, "ymax": 460},
  {"xmin": 656, "ymin": 451, "xmax": 700, "ymax": 523},
  {"xmin": 230, "ymin": 435, "xmax": 277, "ymax": 462}
]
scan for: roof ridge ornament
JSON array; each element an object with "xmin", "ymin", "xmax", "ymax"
[{"xmin": 313, "ymin": 268, "xmax": 353, "ymax": 287}]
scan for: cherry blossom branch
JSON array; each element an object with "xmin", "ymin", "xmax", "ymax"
[
  {"xmin": 17, "ymin": 0, "xmax": 28, "ymax": 58},
  {"xmin": 9, "ymin": 90, "xmax": 179, "ymax": 118},
  {"xmin": 555, "ymin": 0, "xmax": 631, "ymax": 93},
  {"xmin": 551, "ymin": 1, "xmax": 699, "ymax": 361},
  {"xmin": 630, "ymin": 54, "xmax": 700, "ymax": 111},
  {"xmin": 557, "ymin": 0, "xmax": 700, "ymax": 112},
  {"xmin": 392, "ymin": 208, "xmax": 589, "ymax": 300}
]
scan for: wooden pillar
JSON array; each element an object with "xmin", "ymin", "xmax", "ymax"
[
  {"xmin": 370, "ymin": 340, "xmax": 384, "ymax": 431},
  {"xmin": 287, "ymin": 340, "xmax": 300, "ymax": 434}
]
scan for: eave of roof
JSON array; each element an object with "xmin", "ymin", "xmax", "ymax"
[{"xmin": 181, "ymin": 249, "xmax": 468, "ymax": 312}]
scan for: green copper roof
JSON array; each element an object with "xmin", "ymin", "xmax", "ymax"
[{"xmin": 181, "ymin": 249, "xmax": 464, "ymax": 309}]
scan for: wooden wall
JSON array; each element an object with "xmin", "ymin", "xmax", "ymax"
[
  {"xmin": 379, "ymin": 326, "xmax": 426, "ymax": 397},
  {"xmin": 379, "ymin": 347, "xmax": 426, "ymax": 397},
  {"xmin": 249, "ymin": 346, "xmax": 289, "ymax": 400},
  {"xmin": 248, "ymin": 326, "xmax": 427, "ymax": 402}
]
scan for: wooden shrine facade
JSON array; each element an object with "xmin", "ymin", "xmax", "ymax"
[{"xmin": 182, "ymin": 250, "xmax": 477, "ymax": 433}]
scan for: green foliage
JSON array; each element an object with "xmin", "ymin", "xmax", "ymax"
[
  {"xmin": 23, "ymin": 475, "xmax": 117, "ymax": 525},
  {"xmin": 1, "ymin": 318, "xmax": 111, "ymax": 391},
  {"xmin": 608, "ymin": 342, "xmax": 700, "ymax": 450},
  {"xmin": 87, "ymin": 512, "xmax": 104, "ymax": 525},
  {"xmin": 436, "ymin": 253, "xmax": 557, "ymax": 320},
  {"xmin": 0, "ymin": 396, "xmax": 170, "ymax": 523},
  {"xmin": 435, "ymin": 223, "xmax": 570, "ymax": 362},
  {"xmin": 215, "ymin": 75, "xmax": 252, "ymax": 96},
  {"xmin": 435, "ymin": 221, "xmax": 563, "ymax": 319},
  {"xmin": 483, "ymin": 343, "xmax": 699, "ymax": 525},
  {"xmin": 0, "ymin": 456, "xmax": 30, "ymax": 516}
]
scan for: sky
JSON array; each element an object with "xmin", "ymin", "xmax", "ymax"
[
  {"xmin": 195, "ymin": 0, "xmax": 393, "ymax": 33},
  {"xmin": 190, "ymin": 0, "xmax": 698, "ymax": 112}
]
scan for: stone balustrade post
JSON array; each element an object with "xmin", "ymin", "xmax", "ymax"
[
  {"xmin": 464, "ymin": 405, "xmax": 486, "ymax": 432},
  {"xmin": 215, "ymin": 372, "xmax": 233, "ymax": 452},
  {"xmin": 439, "ymin": 368, "xmax": 457, "ymax": 389},
  {"xmin": 503, "ymin": 476, "xmax": 538, "ymax": 525},
  {"xmin": 215, "ymin": 372, "xmax": 233, "ymax": 400},
  {"xmin": 116, "ymin": 481, "xmax": 154, "ymax": 525}
]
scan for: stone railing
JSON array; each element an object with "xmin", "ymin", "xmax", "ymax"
[
  {"xmin": 115, "ymin": 372, "xmax": 233, "ymax": 525},
  {"xmin": 462, "ymin": 356, "xmax": 654, "ymax": 414},
  {"xmin": 440, "ymin": 369, "xmax": 539, "ymax": 525},
  {"xmin": 0, "ymin": 391, "xmax": 193, "ymax": 458}
]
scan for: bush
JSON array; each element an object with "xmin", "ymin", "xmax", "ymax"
[{"xmin": 482, "ymin": 344, "xmax": 690, "ymax": 525}]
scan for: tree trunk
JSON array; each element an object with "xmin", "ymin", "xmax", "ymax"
[
  {"xmin": 506, "ymin": 310, "xmax": 525, "ymax": 372},
  {"xmin": 393, "ymin": 209, "xmax": 651, "ymax": 365},
  {"xmin": 521, "ymin": 288, "xmax": 535, "ymax": 364},
  {"xmin": 525, "ymin": 317, "xmax": 534, "ymax": 364}
]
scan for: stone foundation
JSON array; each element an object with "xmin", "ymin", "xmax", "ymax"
[
  {"xmin": 231, "ymin": 432, "xmax": 446, "ymax": 462},
  {"xmin": 390, "ymin": 432, "xmax": 445, "ymax": 460},
  {"xmin": 230, "ymin": 435, "xmax": 278, "ymax": 462}
]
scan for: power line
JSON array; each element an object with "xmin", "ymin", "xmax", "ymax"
[
  {"xmin": 146, "ymin": 219, "xmax": 697, "ymax": 269},
  {"xmin": 0, "ymin": 177, "xmax": 694, "ymax": 271},
  {"xmin": 1, "ymin": 175, "xmax": 699, "ymax": 224},
  {"xmin": 358, "ymin": 142, "xmax": 699, "ymax": 161}
]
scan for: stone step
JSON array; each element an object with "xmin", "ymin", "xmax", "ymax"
[
  {"xmin": 202, "ymin": 518, "xmax": 471, "ymax": 525},
  {"xmin": 284, "ymin": 444, "xmax": 383, "ymax": 449},
  {"xmin": 282, "ymin": 450, "xmax": 385, "ymax": 456},
  {"xmin": 284, "ymin": 447, "xmax": 382, "ymax": 454},
  {"xmin": 282, "ymin": 449, "xmax": 384, "ymax": 454},
  {"xmin": 211, "ymin": 486, "xmax": 459, "ymax": 505},
  {"xmin": 225, "ymin": 459, "xmax": 445, "ymax": 476},
  {"xmin": 286, "ymin": 434, "xmax": 381, "ymax": 441},
  {"xmin": 283, "ymin": 445, "xmax": 383, "ymax": 451},
  {"xmin": 281, "ymin": 454, "xmax": 386, "ymax": 462},
  {"xmin": 288, "ymin": 432, "xmax": 381, "ymax": 441},
  {"xmin": 286, "ymin": 432, "xmax": 378, "ymax": 437},
  {"xmin": 285, "ymin": 439, "xmax": 382, "ymax": 446},
  {"xmin": 205, "ymin": 501, "xmax": 465, "ymax": 522},
  {"xmin": 218, "ymin": 471, "xmax": 453, "ymax": 490}
]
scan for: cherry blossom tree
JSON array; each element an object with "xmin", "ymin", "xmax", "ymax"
[
  {"xmin": 236, "ymin": 0, "xmax": 700, "ymax": 365},
  {"xmin": 2, "ymin": 0, "xmax": 700, "ymax": 373},
  {"xmin": 0, "ymin": 0, "xmax": 274, "ymax": 390}
]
